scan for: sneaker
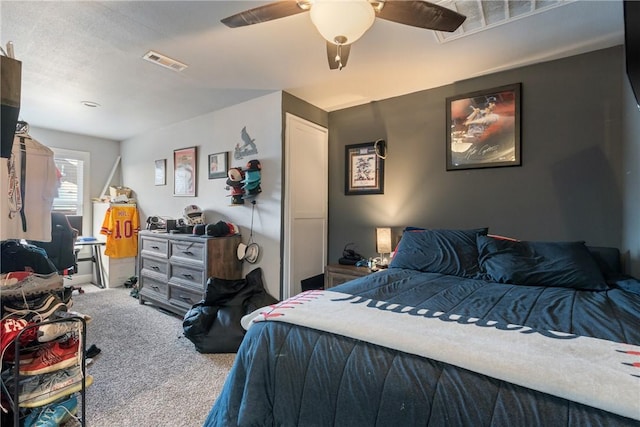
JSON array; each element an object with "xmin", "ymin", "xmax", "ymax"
[
  {"xmin": 19, "ymin": 337, "xmax": 79, "ymax": 375},
  {"xmin": 0, "ymin": 271, "xmax": 32, "ymax": 287},
  {"xmin": 16, "ymin": 367, "xmax": 93, "ymax": 408},
  {"xmin": 24, "ymin": 394, "xmax": 78, "ymax": 427},
  {"xmin": 3, "ymin": 294, "xmax": 68, "ymax": 322},
  {"xmin": 0, "ymin": 273, "xmax": 63, "ymax": 299},
  {"xmin": 85, "ymin": 344, "xmax": 101, "ymax": 359},
  {"xmin": 53, "ymin": 286, "xmax": 74, "ymax": 307},
  {"xmin": 0, "ymin": 318, "xmax": 38, "ymax": 359},
  {"xmin": 2, "ymin": 345, "xmax": 38, "ymax": 364},
  {"xmin": 37, "ymin": 321, "xmax": 80, "ymax": 343},
  {"xmin": 52, "ymin": 310, "xmax": 92, "ymax": 324}
]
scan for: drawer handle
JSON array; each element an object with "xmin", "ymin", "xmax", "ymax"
[
  {"xmin": 151, "ymin": 266, "xmax": 160, "ymax": 271},
  {"xmin": 182, "ymin": 250, "xmax": 194, "ymax": 256},
  {"xmin": 182, "ymin": 273, "xmax": 194, "ymax": 279},
  {"xmin": 151, "ymin": 285, "xmax": 160, "ymax": 290},
  {"xmin": 180, "ymin": 295, "xmax": 191, "ymax": 301},
  {"xmin": 151, "ymin": 245, "xmax": 160, "ymax": 250}
]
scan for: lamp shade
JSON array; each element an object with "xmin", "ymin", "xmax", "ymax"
[
  {"xmin": 376, "ymin": 227, "xmax": 392, "ymax": 254},
  {"xmin": 310, "ymin": 0, "xmax": 375, "ymax": 45}
]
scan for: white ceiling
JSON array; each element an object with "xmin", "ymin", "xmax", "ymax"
[{"xmin": 0, "ymin": 0, "xmax": 624, "ymax": 141}]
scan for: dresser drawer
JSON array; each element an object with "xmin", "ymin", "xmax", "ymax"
[
  {"xmin": 140, "ymin": 256, "xmax": 168, "ymax": 275},
  {"xmin": 168, "ymin": 284, "xmax": 202, "ymax": 312},
  {"xmin": 170, "ymin": 263, "xmax": 204, "ymax": 288},
  {"xmin": 325, "ymin": 272, "xmax": 358, "ymax": 288},
  {"xmin": 140, "ymin": 274, "xmax": 169, "ymax": 297},
  {"xmin": 141, "ymin": 237, "xmax": 169, "ymax": 258},
  {"xmin": 170, "ymin": 240, "xmax": 205, "ymax": 265},
  {"xmin": 324, "ymin": 264, "xmax": 373, "ymax": 289}
]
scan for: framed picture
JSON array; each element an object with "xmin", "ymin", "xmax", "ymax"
[
  {"xmin": 208, "ymin": 152, "xmax": 228, "ymax": 179},
  {"xmin": 446, "ymin": 83, "xmax": 521, "ymax": 171},
  {"xmin": 345, "ymin": 142, "xmax": 384, "ymax": 195},
  {"xmin": 154, "ymin": 159, "xmax": 166, "ymax": 186},
  {"xmin": 173, "ymin": 146, "xmax": 197, "ymax": 197}
]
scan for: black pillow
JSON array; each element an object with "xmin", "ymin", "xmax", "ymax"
[
  {"xmin": 476, "ymin": 235, "xmax": 608, "ymax": 291},
  {"xmin": 389, "ymin": 228, "xmax": 488, "ymax": 278}
]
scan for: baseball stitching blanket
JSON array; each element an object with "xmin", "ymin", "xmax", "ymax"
[{"xmin": 242, "ymin": 290, "xmax": 640, "ymax": 421}]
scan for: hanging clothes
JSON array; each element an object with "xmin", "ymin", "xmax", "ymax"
[
  {"xmin": 100, "ymin": 204, "xmax": 140, "ymax": 258},
  {"xmin": 0, "ymin": 131, "xmax": 57, "ymax": 241}
]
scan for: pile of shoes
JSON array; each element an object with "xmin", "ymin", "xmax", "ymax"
[
  {"xmin": 124, "ymin": 276, "xmax": 140, "ymax": 299},
  {"xmin": 0, "ymin": 273, "xmax": 93, "ymax": 426}
]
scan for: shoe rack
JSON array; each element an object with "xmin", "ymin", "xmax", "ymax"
[{"xmin": 1, "ymin": 316, "xmax": 88, "ymax": 426}]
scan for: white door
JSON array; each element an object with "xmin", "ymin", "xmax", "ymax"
[{"xmin": 283, "ymin": 113, "xmax": 328, "ymax": 299}]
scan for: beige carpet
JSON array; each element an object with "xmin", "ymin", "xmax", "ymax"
[{"xmin": 67, "ymin": 284, "xmax": 235, "ymax": 427}]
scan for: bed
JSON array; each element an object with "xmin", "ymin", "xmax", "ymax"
[{"xmin": 204, "ymin": 228, "xmax": 640, "ymax": 426}]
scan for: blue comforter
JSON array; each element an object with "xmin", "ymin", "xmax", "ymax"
[{"xmin": 204, "ymin": 268, "xmax": 640, "ymax": 426}]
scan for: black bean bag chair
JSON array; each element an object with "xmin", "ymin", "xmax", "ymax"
[{"xmin": 182, "ymin": 267, "xmax": 278, "ymax": 353}]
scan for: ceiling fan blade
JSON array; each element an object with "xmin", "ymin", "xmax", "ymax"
[
  {"xmin": 326, "ymin": 42, "xmax": 351, "ymax": 70},
  {"xmin": 221, "ymin": 1, "xmax": 307, "ymax": 28},
  {"xmin": 377, "ymin": 0, "xmax": 466, "ymax": 32}
]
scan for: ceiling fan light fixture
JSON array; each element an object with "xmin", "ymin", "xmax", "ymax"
[{"xmin": 309, "ymin": 0, "xmax": 375, "ymax": 45}]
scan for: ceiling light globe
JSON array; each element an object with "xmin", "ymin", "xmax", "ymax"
[{"xmin": 310, "ymin": 0, "xmax": 375, "ymax": 45}]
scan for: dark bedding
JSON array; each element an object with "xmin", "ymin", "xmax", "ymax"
[{"xmin": 204, "ymin": 267, "xmax": 640, "ymax": 426}]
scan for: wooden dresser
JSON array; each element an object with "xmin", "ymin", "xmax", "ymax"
[{"xmin": 137, "ymin": 231, "xmax": 242, "ymax": 316}]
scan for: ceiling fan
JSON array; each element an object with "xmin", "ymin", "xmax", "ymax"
[{"xmin": 221, "ymin": 0, "xmax": 466, "ymax": 70}]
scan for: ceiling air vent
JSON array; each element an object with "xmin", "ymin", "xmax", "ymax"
[
  {"xmin": 434, "ymin": 0, "xmax": 576, "ymax": 43},
  {"xmin": 142, "ymin": 50, "xmax": 188, "ymax": 72}
]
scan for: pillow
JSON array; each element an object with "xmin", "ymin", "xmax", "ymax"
[
  {"xmin": 586, "ymin": 246, "xmax": 622, "ymax": 278},
  {"xmin": 389, "ymin": 228, "xmax": 488, "ymax": 278},
  {"xmin": 476, "ymin": 235, "xmax": 608, "ymax": 291}
]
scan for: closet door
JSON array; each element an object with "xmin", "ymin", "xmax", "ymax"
[{"xmin": 283, "ymin": 113, "xmax": 328, "ymax": 299}]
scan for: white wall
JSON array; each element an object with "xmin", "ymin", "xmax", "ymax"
[{"xmin": 120, "ymin": 92, "xmax": 283, "ymax": 298}]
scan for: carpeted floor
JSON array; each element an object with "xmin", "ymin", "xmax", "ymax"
[{"xmin": 67, "ymin": 285, "xmax": 235, "ymax": 427}]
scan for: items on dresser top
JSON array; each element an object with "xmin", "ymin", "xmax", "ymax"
[{"xmin": 138, "ymin": 231, "xmax": 243, "ymax": 317}]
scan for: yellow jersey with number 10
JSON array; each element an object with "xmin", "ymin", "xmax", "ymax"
[{"xmin": 100, "ymin": 205, "xmax": 140, "ymax": 258}]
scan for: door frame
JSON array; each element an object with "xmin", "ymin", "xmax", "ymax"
[{"xmin": 282, "ymin": 113, "xmax": 328, "ymax": 299}]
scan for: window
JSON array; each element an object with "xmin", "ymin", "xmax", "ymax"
[{"xmin": 51, "ymin": 148, "xmax": 90, "ymax": 216}]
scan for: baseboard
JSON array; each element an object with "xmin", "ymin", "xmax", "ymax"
[{"xmin": 64, "ymin": 273, "xmax": 93, "ymax": 285}]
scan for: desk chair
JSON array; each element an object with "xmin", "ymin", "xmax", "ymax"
[{"xmin": 28, "ymin": 213, "xmax": 79, "ymax": 274}]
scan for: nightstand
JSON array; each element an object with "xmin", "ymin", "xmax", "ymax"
[{"xmin": 324, "ymin": 264, "xmax": 373, "ymax": 289}]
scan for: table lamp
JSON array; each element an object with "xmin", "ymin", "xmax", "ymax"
[{"xmin": 376, "ymin": 227, "xmax": 392, "ymax": 267}]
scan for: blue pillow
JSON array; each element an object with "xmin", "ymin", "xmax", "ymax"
[
  {"xmin": 389, "ymin": 228, "xmax": 488, "ymax": 278},
  {"xmin": 476, "ymin": 235, "xmax": 608, "ymax": 291}
]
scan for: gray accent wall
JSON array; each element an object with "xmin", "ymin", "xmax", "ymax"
[
  {"xmin": 282, "ymin": 92, "xmax": 329, "ymax": 129},
  {"xmin": 328, "ymin": 47, "xmax": 632, "ymax": 270}
]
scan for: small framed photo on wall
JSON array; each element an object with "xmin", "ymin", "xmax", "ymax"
[
  {"xmin": 173, "ymin": 146, "xmax": 197, "ymax": 197},
  {"xmin": 345, "ymin": 142, "xmax": 385, "ymax": 195},
  {"xmin": 446, "ymin": 83, "xmax": 521, "ymax": 171},
  {"xmin": 154, "ymin": 159, "xmax": 166, "ymax": 186},
  {"xmin": 208, "ymin": 152, "xmax": 228, "ymax": 179}
]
